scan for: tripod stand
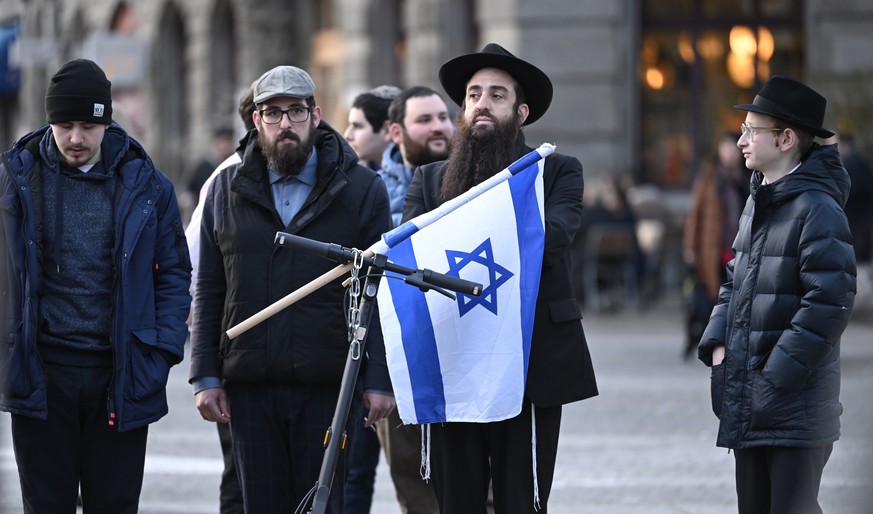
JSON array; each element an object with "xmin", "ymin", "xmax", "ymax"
[{"xmin": 273, "ymin": 231, "xmax": 481, "ymax": 514}]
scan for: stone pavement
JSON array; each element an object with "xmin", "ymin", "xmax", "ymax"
[{"xmin": 2, "ymin": 295, "xmax": 871, "ymax": 513}]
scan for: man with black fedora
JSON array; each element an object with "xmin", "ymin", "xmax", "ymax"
[
  {"xmin": 699, "ymin": 75, "xmax": 856, "ymax": 513},
  {"xmin": 0, "ymin": 59, "xmax": 192, "ymax": 512},
  {"xmin": 402, "ymin": 43, "xmax": 598, "ymax": 514}
]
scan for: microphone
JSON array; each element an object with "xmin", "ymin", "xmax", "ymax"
[
  {"xmin": 275, "ymin": 231, "xmax": 482, "ymax": 296},
  {"xmin": 421, "ymin": 269, "xmax": 482, "ymax": 296},
  {"xmin": 274, "ymin": 231, "xmax": 351, "ymax": 263}
]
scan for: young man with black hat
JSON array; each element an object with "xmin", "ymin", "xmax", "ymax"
[
  {"xmin": 188, "ymin": 65, "xmax": 394, "ymax": 513},
  {"xmin": 402, "ymin": 43, "xmax": 598, "ymax": 514},
  {"xmin": 698, "ymin": 75, "xmax": 856, "ymax": 514},
  {"xmin": 0, "ymin": 58, "xmax": 192, "ymax": 513}
]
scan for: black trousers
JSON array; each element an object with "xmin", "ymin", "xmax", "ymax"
[
  {"xmin": 216, "ymin": 421, "xmax": 244, "ymax": 514},
  {"xmin": 10, "ymin": 362, "xmax": 148, "ymax": 514},
  {"xmin": 226, "ymin": 381, "xmax": 358, "ymax": 514},
  {"xmin": 429, "ymin": 401, "xmax": 562, "ymax": 514},
  {"xmin": 734, "ymin": 444, "xmax": 833, "ymax": 514}
]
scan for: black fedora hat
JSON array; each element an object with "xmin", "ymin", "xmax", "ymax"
[
  {"xmin": 734, "ymin": 75, "xmax": 834, "ymax": 138},
  {"xmin": 439, "ymin": 43, "xmax": 553, "ymax": 126}
]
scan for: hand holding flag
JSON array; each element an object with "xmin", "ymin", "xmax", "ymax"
[{"xmin": 377, "ymin": 145, "xmax": 551, "ymax": 424}]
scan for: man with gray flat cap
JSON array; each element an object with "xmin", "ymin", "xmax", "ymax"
[
  {"xmin": 402, "ymin": 43, "xmax": 598, "ymax": 514},
  {"xmin": 189, "ymin": 65, "xmax": 394, "ymax": 513}
]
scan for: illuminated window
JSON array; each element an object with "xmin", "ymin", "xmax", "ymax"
[{"xmin": 640, "ymin": 1, "xmax": 803, "ymax": 187}]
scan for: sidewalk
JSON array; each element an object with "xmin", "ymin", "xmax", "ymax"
[{"xmin": 2, "ymin": 293, "xmax": 871, "ymax": 513}]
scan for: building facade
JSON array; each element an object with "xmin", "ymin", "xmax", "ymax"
[{"xmin": 1, "ymin": 0, "xmax": 872, "ymax": 191}]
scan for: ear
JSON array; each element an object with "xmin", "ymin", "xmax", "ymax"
[
  {"xmin": 777, "ymin": 127, "xmax": 797, "ymax": 152},
  {"xmin": 517, "ymin": 103, "xmax": 530, "ymax": 126},
  {"xmin": 380, "ymin": 121, "xmax": 392, "ymax": 143},
  {"xmin": 252, "ymin": 109, "xmax": 260, "ymax": 128},
  {"xmin": 388, "ymin": 122, "xmax": 403, "ymax": 145},
  {"xmin": 310, "ymin": 106, "xmax": 322, "ymax": 127}
]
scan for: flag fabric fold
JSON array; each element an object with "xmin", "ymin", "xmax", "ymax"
[{"xmin": 375, "ymin": 145, "xmax": 551, "ymax": 425}]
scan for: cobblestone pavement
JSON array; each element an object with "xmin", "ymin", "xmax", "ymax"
[{"xmin": 2, "ymin": 296, "xmax": 871, "ymax": 513}]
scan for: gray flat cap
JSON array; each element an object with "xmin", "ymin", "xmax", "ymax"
[{"xmin": 253, "ymin": 66, "xmax": 316, "ymax": 104}]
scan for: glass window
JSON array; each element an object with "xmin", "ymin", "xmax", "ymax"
[{"xmin": 640, "ymin": 1, "xmax": 804, "ymax": 188}]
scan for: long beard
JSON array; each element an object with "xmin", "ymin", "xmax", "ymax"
[
  {"xmin": 440, "ymin": 111, "xmax": 521, "ymax": 202},
  {"xmin": 259, "ymin": 126, "xmax": 315, "ymax": 176}
]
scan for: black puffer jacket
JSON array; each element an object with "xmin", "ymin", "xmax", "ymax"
[{"xmin": 699, "ymin": 143, "xmax": 856, "ymax": 449}]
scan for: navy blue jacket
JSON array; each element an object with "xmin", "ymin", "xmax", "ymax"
[{"xmin": 0, "ymin": 123, "xmax": 192, "ymax": 432}]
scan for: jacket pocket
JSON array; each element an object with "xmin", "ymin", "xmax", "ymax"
[
  {"xmin": 0, "ymin": 319, "xmax": 32, "ymax": 398},
  {"xmin": 749, "ymin": 370, "xmax": 806, "ymax": 430},
  {"xmin": 710, "ymin": 363, "xmax": 725, "ymax": 418},
  {"xmin": 126, "ymin": 327, "xmax": 172, "ymax": 401}
]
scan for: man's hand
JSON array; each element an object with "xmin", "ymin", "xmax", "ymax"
[
  {"xmin": 363, "ymin": 392, "xmax": 395, "ymax": 428},
  {"xmin": 195, "ymin": 387, "xmax": 231, "ymax": 423},
  {"xmin": 712, "ymin": 345, "xmax": 726, "ymax": 366}
]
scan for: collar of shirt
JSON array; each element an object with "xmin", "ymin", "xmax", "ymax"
[{"xmin": 268, "ymin": 148, "xmax": 318, "ymax": 227}]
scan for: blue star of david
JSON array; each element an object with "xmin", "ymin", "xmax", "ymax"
[{"xmin": 445, "ymin": 238, "xmax": 513, "ymax": 317}]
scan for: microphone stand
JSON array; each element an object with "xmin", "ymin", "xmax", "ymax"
[{"xmin": 273, "ymin": 232, "xmax": 482, "ymax": 514}]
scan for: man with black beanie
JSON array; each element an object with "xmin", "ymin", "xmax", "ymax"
[{"xmin": 0, "ymin": 58, "xmax": 192, "ymax": 513}]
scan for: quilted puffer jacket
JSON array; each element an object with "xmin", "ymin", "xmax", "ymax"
[{"xmin": 699, "ymin": 143, "xmax": 855, "ymax": 449}]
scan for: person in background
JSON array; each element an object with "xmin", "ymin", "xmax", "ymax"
[
  {"xmin": 185, "ymin": 84, "xmax": 256, "ymax": 514},
  {"xmin": 344, "ymin": 85, "xmax": 401, "ymax": 171},
  {"xmin": 836, "ymin": 131, "xmax": 873, "ymax": 263},
  {"xmin": 189, "ymin": 127, "xmax": 236, "ymax": 202},
  {"xmin": 341, "ymin": 83, "xmax": 400, "ymax": 514},
  {"xmin": 189, "ymin": 65, "xmax": 394, "ymax": 513},
  {"xmin": 0, "ymin": 58, "xmax": 191, "ymax": 513},
  {"xmin": 379, "ymin": 86, "xmax": 454, "ymax": 227},
  {"xmin": 682, "ymin": 131, "xmax": 748, "ymax": 358},
  {"xmin": 402, "ymin": 43, "xmax": 598, "ymax": 514},
  {"xmin": 178, "ymin": 127, "xmax": 236, "ymax": 222},
  {"xmin": 699, "ymin": 75, "xmax": 856, "ymax": 514},
  {"xmin": 375, "ymin": 85, "xmax": 455, "ymax": 514}
]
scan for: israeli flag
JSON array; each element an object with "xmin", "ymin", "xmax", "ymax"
[{"xmin": 374, "ymin": 145, "xmax": 550, "ymax": 424}]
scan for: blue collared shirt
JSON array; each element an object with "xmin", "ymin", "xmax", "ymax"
[{"xmin": 269, "ymin": 149, "xmax": 318, "ymax": 226}]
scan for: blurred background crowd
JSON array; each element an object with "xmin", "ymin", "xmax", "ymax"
[{"xmin": 1, "ymin": 0, "xmax": 872, "ymax": 322}]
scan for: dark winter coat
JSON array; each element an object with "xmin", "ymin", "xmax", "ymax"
[
  {"xmin": 0, "ymin": 123, "xmax": 192, "ymax": 432},
  {"xmin": 699, "ymin": 143, "xmax": 856, "ymax": 449},
  {"xmin": 403, "ymin": 137, "xmax": 598, "ymax": 407},
  {"xmin": 188, "ymin": 123, "xmax": 393, "ymax": 392}
]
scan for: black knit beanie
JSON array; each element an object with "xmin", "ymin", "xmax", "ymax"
[{"xmin": 45, "ymin": 59, "xmax": 113, "ymax": 125}]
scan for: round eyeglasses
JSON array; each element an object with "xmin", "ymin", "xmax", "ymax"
[
  {"xmin": 259, "ymin": 106, "xmax": 312, "ymax": 124},
  {"xmin": 740, "ymin": 123, "xmax": 783, "ymax": 142}
]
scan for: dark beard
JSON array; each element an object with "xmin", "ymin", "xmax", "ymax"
[
  {"xmin": 403, "ymin": 129, "xmax": 450, "ymax": 168},
  {"xmin": 259, "ymin": 127, "xmax": 315, "ymax": 176},
  {"xmin": 440, "ymin": 111, "xmax": 521, "ymax": 202}
]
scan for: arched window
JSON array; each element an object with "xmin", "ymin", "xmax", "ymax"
[
  {"xmin": 209, "ymin": 0, "xmax": 238, "ymax": 128},
  {"xmin": 151, "ymin": 2, "xmax": 189, "ymax": 183}
]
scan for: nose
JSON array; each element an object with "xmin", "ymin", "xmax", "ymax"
[
  {"xmin": 277, "ymin": 112, "xmax": 294, "ymax": 128},
  {"xmin": 69, "ymin": 127, "xmax": 84, "ymax": 144},
  {"xmin": 472, "ymin": 96, "xmax": 489, "ymax": 112},
  {"xmin": 343, "ymin": 126, "xmax": 354, "ymax": 140}
]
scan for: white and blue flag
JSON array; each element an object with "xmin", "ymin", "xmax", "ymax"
[{"xmin": 373, "ymin": 144, "xmax": 553, "ymax": 425}]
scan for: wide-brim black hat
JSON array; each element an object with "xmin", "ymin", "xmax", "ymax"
[
  {"xmin": 734, "ymin": 75, "xmax": 834, "ymax": 138},
  {"xmin": 439, "ymin": 43, "xmax": 553, "ymax": 126}
]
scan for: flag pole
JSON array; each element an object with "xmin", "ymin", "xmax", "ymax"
[{"xmin": 225, "ymin": 142, "xmax": 555, "ymax": 340}]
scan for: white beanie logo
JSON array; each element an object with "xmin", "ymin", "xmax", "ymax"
[{"xmin": 93, "ymin": 103, "xmax": 105, "ymax": 117}]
